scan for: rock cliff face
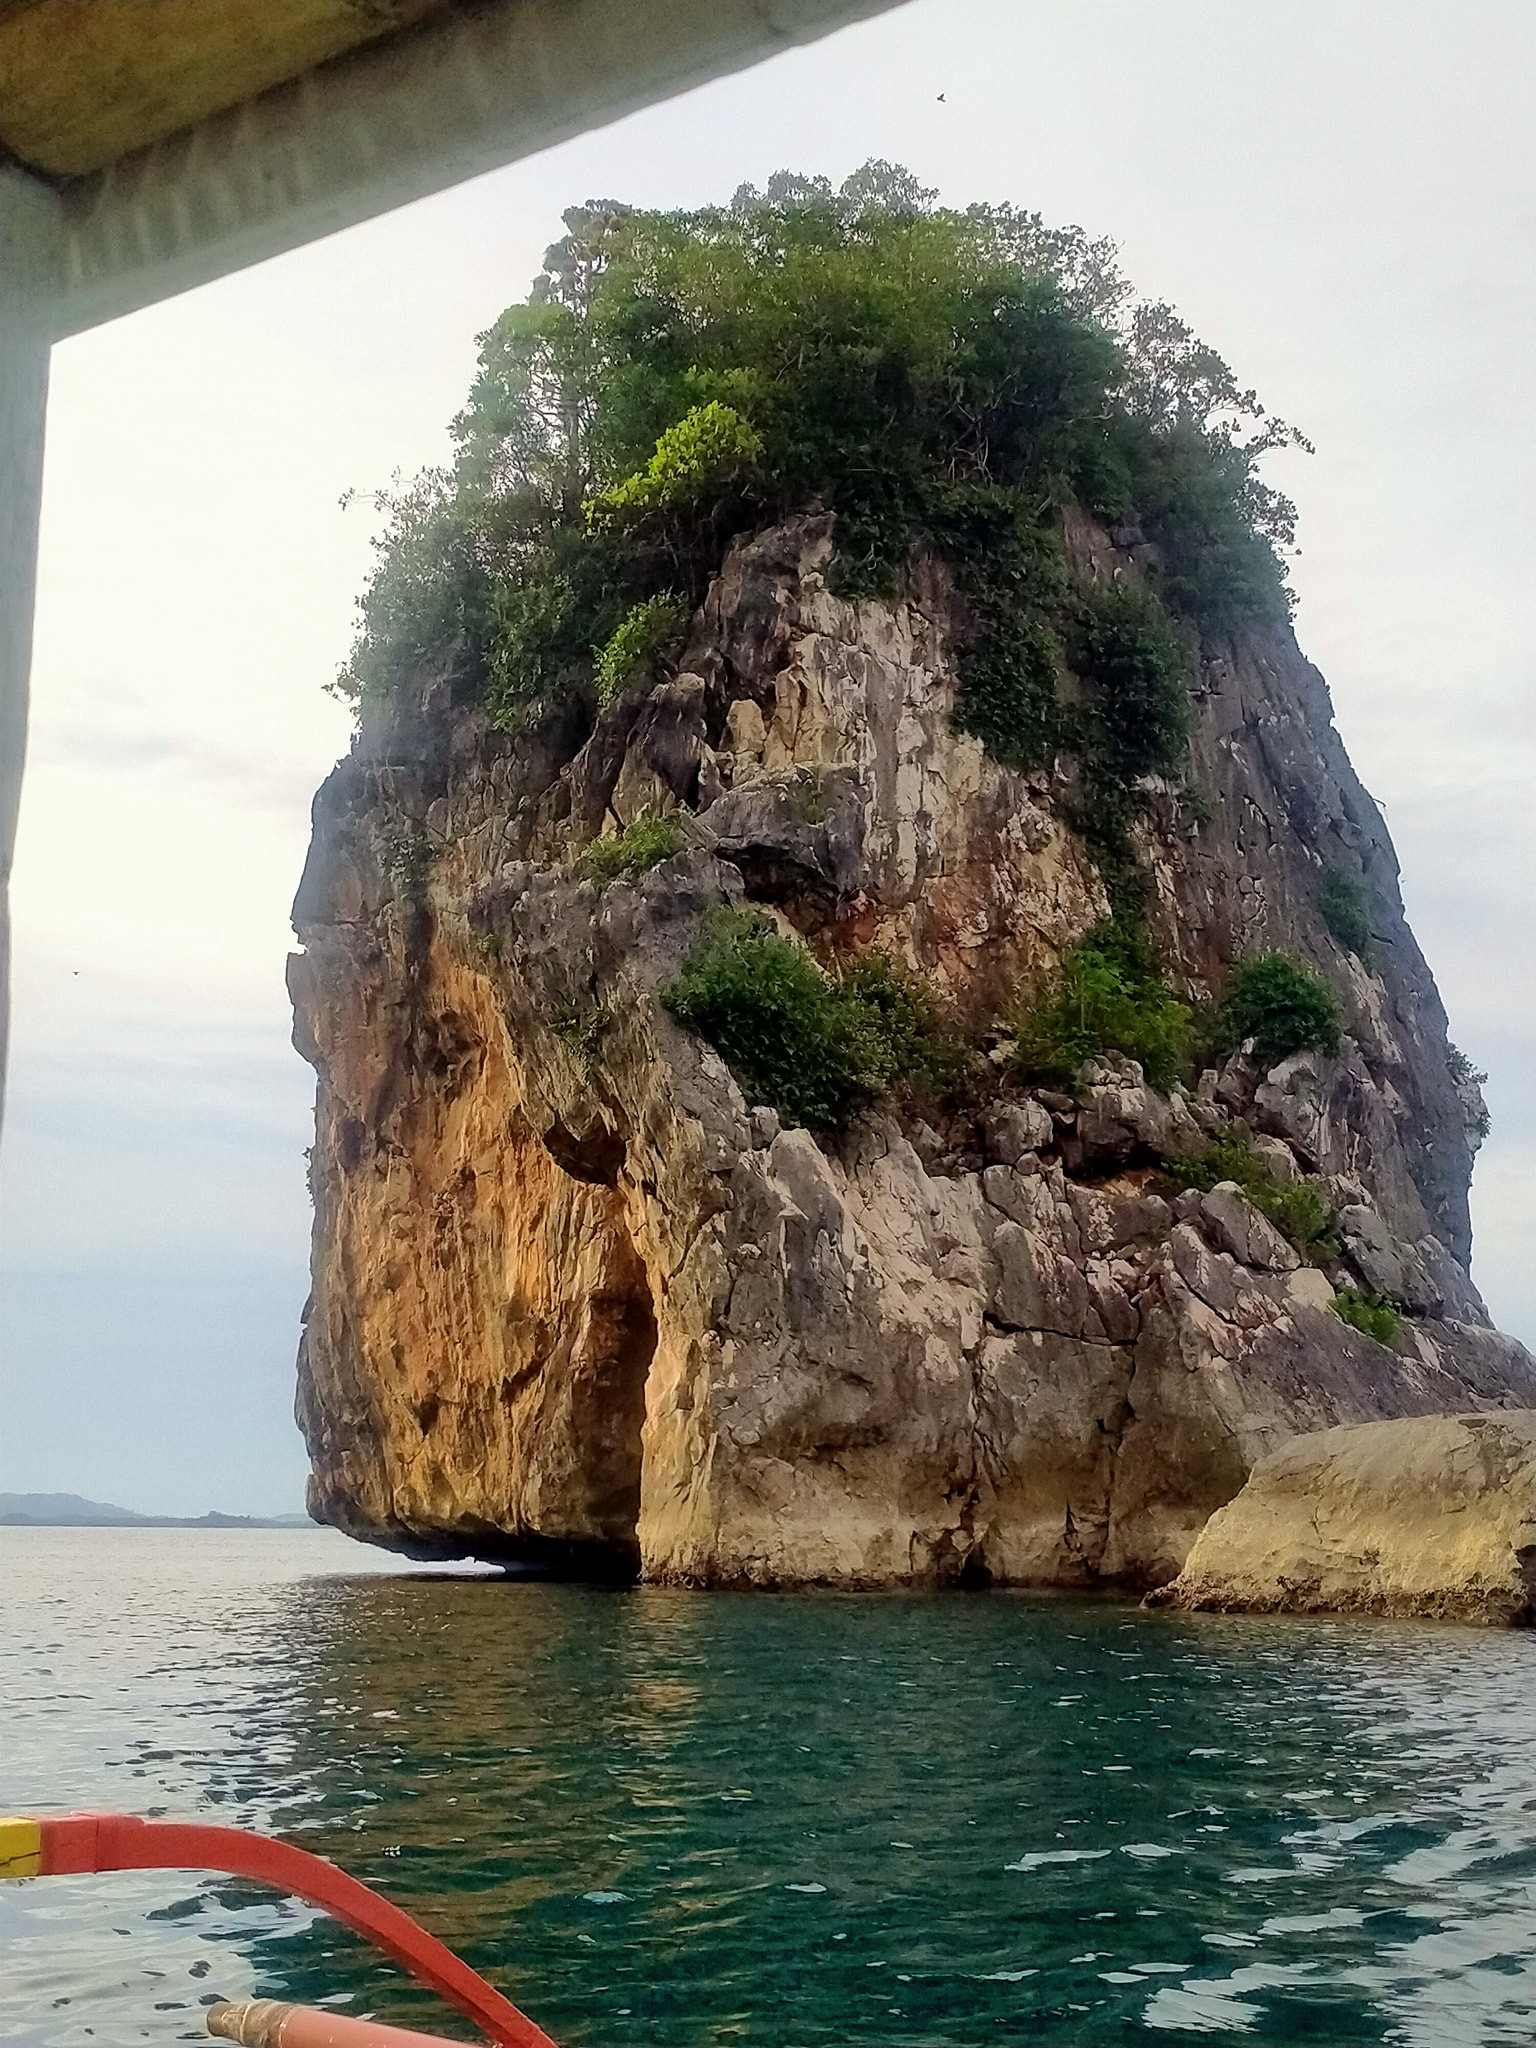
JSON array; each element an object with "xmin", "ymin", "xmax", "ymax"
[{"xmin": 289, "ymin": 512, "xmax": 1536, "ymax": 1585}]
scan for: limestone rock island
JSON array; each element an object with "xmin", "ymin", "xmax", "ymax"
[{"xmin": 288, "ymin": 169, "xmax": 1536, "ymax": 1588}]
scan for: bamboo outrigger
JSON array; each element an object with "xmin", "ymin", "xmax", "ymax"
[{"xmin": 1, "ymin": 1813, "xmax": 556, "ymax": 2048}]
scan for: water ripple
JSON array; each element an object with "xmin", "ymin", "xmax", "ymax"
[{"xmin": 1, "ymin": 1529, "xmax": 1533, "ymax": 2044}]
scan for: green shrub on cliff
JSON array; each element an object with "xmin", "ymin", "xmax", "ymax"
[
  {"xmin": 1332, "ymin": 1288, "xmax": 1399, "ymax": 1344},
  {"xmin": 336, "ymin": 472, "xmax": 497, "ymax": 707},
  {"xmin": 1317, "ymin": 862, "xmax": 1375, "ymax": 962},
  {"xmin": 1068, "ymin": 584, "xmax": 1193, "ymax": 787},
  {"xmin": 588, "ymin": 402, "xmax": 763, "ymax": 528},
  {"xmin": 1012, "ymin": 918, "xmax": 1192, "ymax": 1091},
  {"xmin": 1213, "ymin": 953, "xmax": 1342, "ymax": 1066},
  {"xmin": 1446, "ymin": 1043, "xmax": 1491, "ymax": 1143},
  {"xmin": 482, "ymin": 575, "xmax": 584, "ymax": 728},
  {"xmin": 593, "ymin": 594, "xmax": 689, "ymax": 705},
  {"xmin": 1058, "ymin": 583, "xmax": 1194, "ymax": 898},
  {"xmin": 663, "ymin": 912, "xmax": 953, "ymax": 1130},
  {"xmin": 835, "ymin": 952, "xmax": 966, "ymax": 1094},
  {"xmin": 551, "ymin": 1001, "xmax": 609, "ymax": 1074},
  {"xmin": 376, "ymin": 818, "xmax": 432, "ymax": 891},
  {"xmin": 1159, "ymin": 1127, "xmax": 1338, "ymax": 1262},
  {"xmin": 575, "ymin": 810, "xmax": 686, "ymax": 885},
  {"xmin": 951, "ymin": 606, "xmax": 1062, "ymax": 772}
]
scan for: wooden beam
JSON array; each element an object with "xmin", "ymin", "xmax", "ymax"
[
  {"xmin": 0, "ymin": 0, "xmax": 450, "ymax": 178},
  {"xmin": 50, "ymin": 0, "xmax": 899, "ymax": 338}
]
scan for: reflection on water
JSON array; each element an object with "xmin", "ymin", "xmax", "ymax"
[{"xmin": 2, "ymin": 1527, "xmax": 1533, "ymax": 2045}]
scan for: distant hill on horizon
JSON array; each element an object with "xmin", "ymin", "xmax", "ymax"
[{"xmin": 0, "ymin": 1491, "xmax": 316, "ymax": 1529}]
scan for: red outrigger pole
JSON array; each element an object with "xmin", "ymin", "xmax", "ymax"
[{"xmin": 0, "ymin": 1813, "xmax": 559, "ymax": 2048}]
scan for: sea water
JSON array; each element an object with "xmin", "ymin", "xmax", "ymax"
[{"xmin": 1, "ymin": 1527, "xmax": 1533, "ymax": 2046}]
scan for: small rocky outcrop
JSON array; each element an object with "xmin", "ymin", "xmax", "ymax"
[
  {"xmin": 288, "ymin": 513, "xmax": 1535, "ymax": 1584},
  {"xmin": 1150, "ymin": 1411, "xmax": 1536, "ymax": 1625}
]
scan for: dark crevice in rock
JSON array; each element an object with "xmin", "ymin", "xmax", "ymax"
[{"xmin": 542, "ymin": 1119, "xmax": 627, "ymax": 1186}]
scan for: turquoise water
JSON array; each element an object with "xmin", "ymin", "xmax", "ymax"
[{"xmin": 2, "ymin": 1529, "xmax": 1533, "ymax": 2046}]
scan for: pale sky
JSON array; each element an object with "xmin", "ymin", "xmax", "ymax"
[{"xmin": 2, "ymin": 0, "xmax": 1532, "ymax": 1516}]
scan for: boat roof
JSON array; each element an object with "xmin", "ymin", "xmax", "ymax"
[{"xmin": 2, "ymin": 0, "xmax": 899, "ymax": 334}]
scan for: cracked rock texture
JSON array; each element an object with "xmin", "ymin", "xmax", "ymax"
[
  {"xmin": 1151, "ymin": 1411, "xmax": 1536, "ymax": 1624},
  {"xmin": 289, "ymin": 514, "xmax": 1536, "ymax": 1584}
]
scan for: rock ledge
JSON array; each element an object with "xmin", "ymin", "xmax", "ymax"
[{"xmin": 1150, "ymin": 1411, "xmax": 1536, "ymax": 1625}]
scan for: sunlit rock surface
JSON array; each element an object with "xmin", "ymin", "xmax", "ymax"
[
  {"xmin": 289, "ymin": 513, "xmax": 1536, "ymax": 1585},
  {"xmin": 1150, "ymin": 1411, "xmax": 1536, "ymax": 1625}
]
